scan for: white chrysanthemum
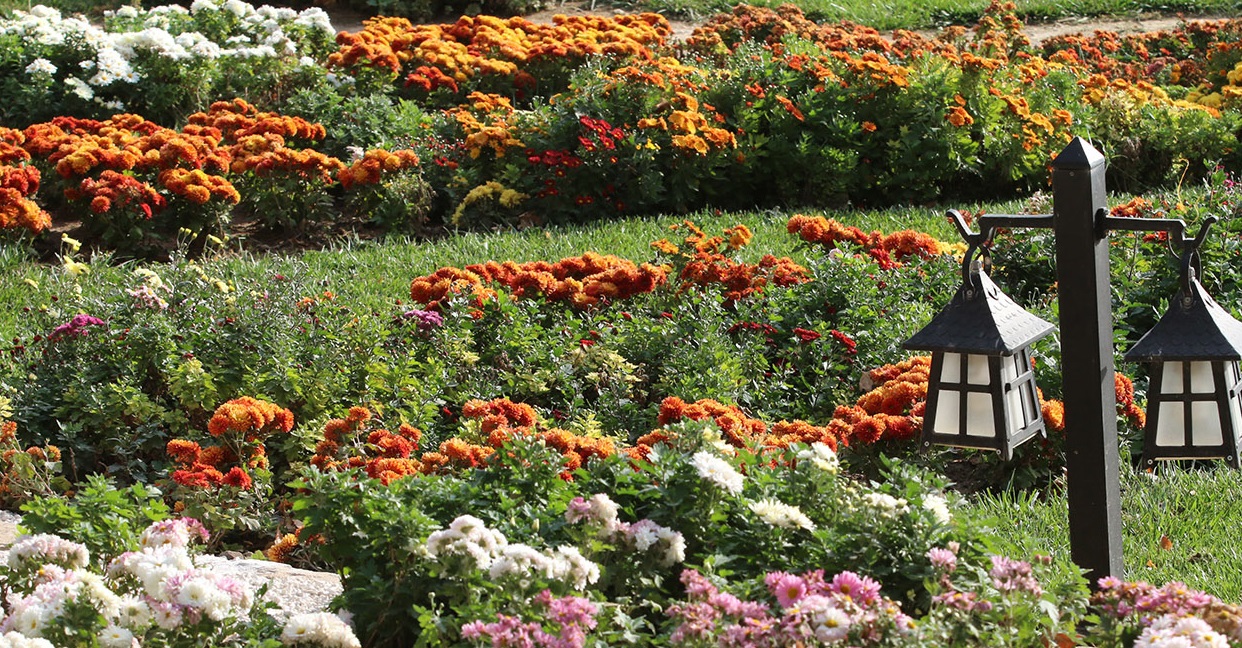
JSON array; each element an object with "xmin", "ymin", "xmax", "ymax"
[
  {"xmin": 293, "ymin": 7, "xmax": 335, "ymax": 35},
  {"xmin": 7, "ymin": 534, "xmax": 90, "ymax": 570},
  {"xmin": 621, "ymin": 519, "xmax": 685, "ymax": 566},
  {"xmin": 223, "ymin": 0, "xmax": 252, "ymax": 17},
  {"xmin": 110, "ymin": 5, "xmax": 139, "ymax": 19},
  {"xmin": 175, "ymin": 31, "xmax": 222, "ymax": 59},
  {"xmin": 922, "ymin": 494, "xmax": 952, "ymax": 525},
  {"xmin": 280, "ymin": 612, "xmax": 361, "ymax": 647},
  {"xmin": 2, "ymin": 631, "xmax": 57, "ymax": 648},
  {"xmin": 797, "ymin": 442, "xmax": 840, "ymax": 474},
  {"xmin": 24, "ymin": 58, "xmax": 56, "ymax": 76},
  {"xmin": 1134, "ymin": 615, "xmax": 1228, "ymax": 648},
  {"xmin": 549, "ymin": 545, "xmax": 600, "ymax": 590},
  {"xmin": 97, "ymin": 624, "xmax": 134, "ymax": 648},
  {"xmin": 488, "ymin": 543, "xmax": 553, "ymax": 584},
  {"xmin": 115, "ymin": 595, "xmax": 152, "ymax": 630},
  {"xmin": 861, "ymin": 492, "xmax": 909, "ymax": 519},
  {"xmin": 749, "ymin": 498, "xmax": 816, "ymax": 531},
  {"xmin": 423, "ymin": 516, "xmax": 508, "ymax": 570},
  {"xmin": 691, "ymin": 451, "xmax": 744, "ymax": 495}
]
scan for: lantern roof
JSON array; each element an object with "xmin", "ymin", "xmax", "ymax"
[
  {"xmin": 1125, "ymin": 278, "xmax": 1242, "ymax": 362},
  {"xmin": 904, "ymin": 271, "xmax": 1055, "ymax": 355}
]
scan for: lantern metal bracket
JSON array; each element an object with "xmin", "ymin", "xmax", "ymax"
[{"xmin": 948, "ymin": 208, "xmax": 1218, "ymax": 299}]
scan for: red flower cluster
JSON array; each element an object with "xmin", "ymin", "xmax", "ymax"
[
  {"xmin": 167, "ymin": 439, "xmax": 257, "ymax": 490},
  {"xmin": 0, "ymin": 420, "xmax": 62, "ymax": 505},
  {"xmin": 68, "ymin": 170, "xmax": 166, "ymax": 218},
  {"xmin": 410, "ymin": 252, "xmax": 669, "ymax": 310}
]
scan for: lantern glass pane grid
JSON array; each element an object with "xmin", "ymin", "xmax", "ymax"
[
  {"xmin": 1144, "ymin": 359, "xmax": 1242, "ymax": 463},
  {"xmin": 928, "ymin": 350, "xmax": 1042, "ymax": 443}
]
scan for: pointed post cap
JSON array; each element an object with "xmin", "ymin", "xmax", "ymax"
[
  {"xmin": 1053, "ymin": 137, "xmax": 1105, "ymax": 171},
  {"xmin": 904, "ymin": 271, "xmax": 1055, "ymax": 355},
  {"xmin": 1125, "ymin": 278, "xmax": 1242, "ymax": 362}
]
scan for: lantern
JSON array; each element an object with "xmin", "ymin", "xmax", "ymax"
[
  {"xmin": 1124, "ymin": 276, "xmax": 1242, "ymax": 467},
  {"xmin": 904, "ymin": 267, "xmax": 1054, "ymax": 460}
]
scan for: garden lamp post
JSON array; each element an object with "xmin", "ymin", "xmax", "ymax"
[
  {"xmin": 904, "ymin": 137, "xmax": 1231, "ymax": 586},
  {"xmin": 1123, "ymin": 219, "xmax": 1242, "ymax": 468}
]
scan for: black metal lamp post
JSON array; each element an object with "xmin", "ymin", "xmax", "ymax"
[
  {"xmin": 904, "ymin": 136, "xmax": 1233, "ymax": 585},
  {"xmin": 1124, "ymin": 220, "xmax": 1242, "ymax": 468}
]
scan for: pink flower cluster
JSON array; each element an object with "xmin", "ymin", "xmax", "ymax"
[
  {"xmin": 47, "ymin": 313, "xmax": 104, "ymax": 341},
  {"xmin": 989, "ymin": 555, "xmax": 1044, "ymax": 596},
  {"xmin": 460, "ymin": 590, "xmax": 598, "ymax": 648},
  {"xmin": 1094, "ymin": 577, "xmax": 1219, "ymax": 621},
  {"xmin": 667, "ymin": 568, "xmax": 913, "ymax": 646}
]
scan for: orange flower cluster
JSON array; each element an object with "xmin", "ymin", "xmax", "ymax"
[
  {"xmin": 786, "ymin": 213, "xmax": 945, "ymax": 265},
  {"xmin": 679, "ymin": 252, "xmax": 811, "ymax": 302},
  {"xmin": 445, "ymin": 92, "xmax": 526, "ymax": 160},
  {"xmin": 159, "ymin": 168, "xmax": 240, "ymax": 206},
  {"xmin": 831, "ymin": 356, "xmax": 931, "ymax": 445},
  {"xmin": 309, "ymin": 406, "xmax": 429, "ymax": 485},
  {"xmin": 410, "ymin": 251, "xmax": 669, "ymax": 310},
  {"xmin": 68, "ymin": 170, "xmax": 166, "ymax": 218},
  {"xmin": 1115, "ymin": 372, "xmax": 1147, "ymax": 431},
  {"xmin": 338, "ymin": 149, "xmax": 421, "ymax": 190},
  {"xmin": 207, "ymin": 396, "xmax": 295, "ymax": 440},
  {"xmin": 0, "ymin": 128, "xmax": 31, "ymax": 165},
  {"xmin": 185, "ymin": 98, "xmax": 327, "ymax": 145},
  {"xmin": 459, "ymin": 397, "xmax": 614, "ymax": 476},
  {"xmin": 0, "ymin": 165, "xmax": 50, "ymax": 233},
  {"xmin": 228, "ymin": 134, "xmax": 345, "ymax": 184},
  {"xmin": 649, "ymin": 396, "xmax": 839, "ymax": 451},
  {"xmin": 0, "ymin": 420, "xmax": 62, "ymax": 504},
  {"xmin": 1110, "ymin": 196, "xmax": 1155, "ymax": 218},
  {"xmin": 329, "ymin": 13, "xmax": 669, "ymax": 93}
]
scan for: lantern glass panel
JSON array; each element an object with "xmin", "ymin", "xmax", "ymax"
[
  {"xmin": 967, "ymin": 355, "xmax": 990, "ymax": 385},
  {"xmin": 933, "ymin": 389, "xmax": 959, "ymax": 435},
  {"xmin": 1192, "ymin": 361, "xmax": 1215, "ymax": 393},
  {"xmin": 1155, "ymin": 402, "xmax": 1182, "ymax": 447},
  {"xmin": 1228, "ymin": 362, "xmax": 1242, "ymax": 436},
  {"xmin": 940, "ymin": 352, "xmax": 960, "ymax": 382},
  {"xmin": 1191, "ymin": 402, "xmax": 1224, "ymax": 445},
  {"xmin": 967, "ymin": 393, "xmax": 995, "ymax": 437},
  {"xmin": 1003, "ymin": 356, "xmax": 1022, "ymax": 433}
]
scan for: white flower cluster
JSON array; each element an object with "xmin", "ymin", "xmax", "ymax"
[
  {"xmin": 2, "ymin": 565, "xmax": 120, "ymax": 637},
  {"xmin": 423, "ymin": 515, "xmax": 508, "ymax": 571},
  {"xmin": 7, "ymin": 534, "xmax": 90, "ymax": 571},
  {"xmin": 2, "ymin": 0, "xmax": 334, "ymax": 92},
  {"xmin": 619, "ymin": 519, "xmax": 685, "ymax": 567},
  {"xmin": 564, "ymin": 493, "xmax": 686, "ymax": 566},
  {"xmin": 0, "ymin": 520, "xmax": 360, "ymax": 645},
  {"xmin": 748, "ymin": 498, "xmax": 816, "ymax": 531},
  {"xmin": 1135, "ymin": 615, "xmax": 1229, "ymax": 648},
  {"xmin": 921, "ymin": 493, "xmax": 952, "ymax": 526},
  {"xmin": 691, "ymin": 451, "xmax": 745, "ymax": 495},
  {"xmin": 280, "ymin": 612, "xmax": 361, "ymax": 647},
  {"xmin": 796, "ymin": 442, "xmax": 840, "ymax": 474},
  {"xmin": 424, "ymin": 515, "xmax": 602, "ymax": 591},
  {"xmin": 488, "ymin": 544, "xmax": 601, "ymax": 591},
  {"xmin": 0, "ymin": 631, "xmax": 54, "ymax": 647},
  {"xmin": 860, "ymin": 492, "xmax": 909, "ymax": 520}
]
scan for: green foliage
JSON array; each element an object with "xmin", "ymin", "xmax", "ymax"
[{"xmin": 18, "ymin": 474, "xmax": 169, "ymax": 567}]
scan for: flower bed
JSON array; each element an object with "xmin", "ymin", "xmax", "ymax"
[{"xmin": 0, "ymin": 1, "xmax": 1240, "ymax": 256}]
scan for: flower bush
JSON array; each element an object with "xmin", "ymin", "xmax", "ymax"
[{"xmin": 0, "ymin": 517, "xmax": 361, "ymax": 647}]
